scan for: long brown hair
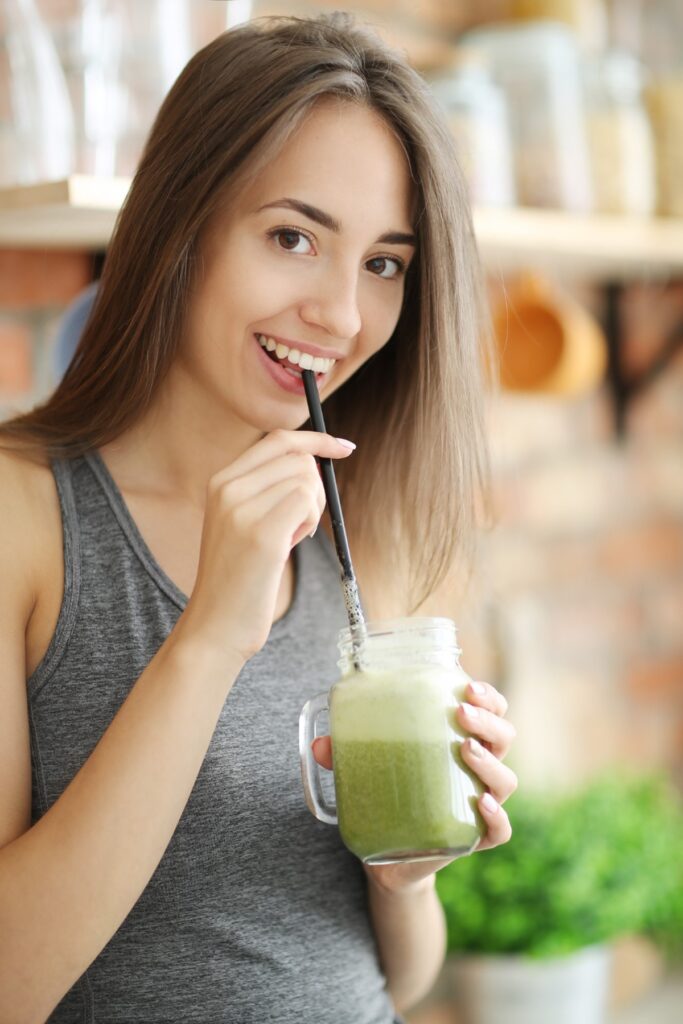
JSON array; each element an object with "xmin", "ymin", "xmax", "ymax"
[{"xmin": 1, "ymin": 12, "xmax": 491, "ymax": 612}]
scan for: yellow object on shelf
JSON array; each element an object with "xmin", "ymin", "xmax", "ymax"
[
  {"xmin": 645, "ymin": 73, "xmax": 683, "ymax": 217},
  {"xmin": 491, "ymin": 272, "xmax": 608, "ymax": 396},
  {"xmin": 511, "ymin": 0, "xmax": 607, "ymax": 50}
]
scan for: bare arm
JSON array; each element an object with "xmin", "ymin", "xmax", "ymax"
[
  {"xmin": 0, "ymin": 628, "xmax": 244, "ymax": 1023},
  {"xmin": 366, "ymin": 874, "xmax": 447, "ymax": 1013}
]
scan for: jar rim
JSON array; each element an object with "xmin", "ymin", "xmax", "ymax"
[{"xmin": 337, "ymin": 616, "xmax": 460, "ymax": 652}]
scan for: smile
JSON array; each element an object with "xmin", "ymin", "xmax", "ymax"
[{"xmin": 255, "ymin": 334, "xmax": 337, "ymax": 376}]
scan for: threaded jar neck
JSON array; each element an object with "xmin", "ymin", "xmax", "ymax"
[{"xmin": 337, "ymin": 617, "xmax": 461, "ymax": 674}]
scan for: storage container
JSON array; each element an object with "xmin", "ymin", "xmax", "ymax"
[{"xmin": 459, "ymin": 22, "xmax": 593, "ymax": 212}]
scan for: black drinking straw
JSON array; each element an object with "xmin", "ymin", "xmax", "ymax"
[{"xmin": 302, "ymin": 369, "xmax": 365, "ymax": 668}]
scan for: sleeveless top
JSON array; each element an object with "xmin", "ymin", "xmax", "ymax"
[{"xmin": 26, "ymin": 452, "xmax": 398, "ymax": 1024}]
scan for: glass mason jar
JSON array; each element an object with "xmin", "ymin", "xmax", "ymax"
[
  {"xmin": 582, "ymin": 50, "xmax": 655, "ymax": 216},
  {"xmin": 634, "ymin": 0, "xmax": 683, "ymax": 217},
  {"xmin": 0, "ymin": 0, "xmax": 75, "ymax": 186},
  {"xmin": 428, "ymin": 55, "xmax": 516, "ymax": 208},
  {"xmin": 299, "ymin": 618, "xmax": 485, "ymax": 865},
  {"xmin": 459, "ymin": 22, "xmax": 593, "ymax": 212},
  {"xmin": 40, "ymin": 0, "xmax": 123, "ymax": 178}
]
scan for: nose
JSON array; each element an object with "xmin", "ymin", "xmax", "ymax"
[{"xmin": 298, "ymin": 266, "xmax": 362, "ymax": 341}]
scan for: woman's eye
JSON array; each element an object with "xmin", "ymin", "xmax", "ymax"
[
  {"xmin": 269, "ymin": 228, "xmax": 314, "ymax": 255},
  {"xmin": 366, "ymin": 256, "xmax": 405, "ymax": 280}
]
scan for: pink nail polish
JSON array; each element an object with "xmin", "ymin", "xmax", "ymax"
[{"xmin": 482, "ymin": 793, "xmax": 498, "ymax": 813}]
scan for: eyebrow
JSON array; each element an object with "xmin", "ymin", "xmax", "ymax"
[{"xmin": 256, "ymin": 197, "xmax": 416, "ymax": 247}]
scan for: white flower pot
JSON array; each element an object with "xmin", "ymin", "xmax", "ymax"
[{"xmin": 449, "ymin": 944, "xmax": 611, "ymax": 1024}]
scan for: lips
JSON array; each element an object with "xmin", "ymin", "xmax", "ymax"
[{"xmin": 253, "ymin": 333, "xmax": 323, "ymax": 396}]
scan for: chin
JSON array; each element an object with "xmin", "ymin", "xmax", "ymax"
[{"xmin": 249, "ymin": 406, "xmax": 311, "ymax": 434}]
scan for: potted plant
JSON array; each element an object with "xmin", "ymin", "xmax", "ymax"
[{"xmin": 435, "ymin": 773, "xmax": 683, "ymax": 1024}]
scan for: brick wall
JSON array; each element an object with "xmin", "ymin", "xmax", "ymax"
[
  {"xmin": 459, "ymin": 281, "xmax": 683, "ymax": 792},
  {"xmin": 0, "ymin": 250, "xmax": 93, "ymax": 413}
]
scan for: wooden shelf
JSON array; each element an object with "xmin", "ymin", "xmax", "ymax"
[
  {"xmin": 1, "ymin": 177, "xmax": 683, "ymax": 281},
  {"xmin": 474, "ymin": 206, "xmax": 683, "ymax": 282},
  {"xmin": 0, "ymin": 177, "xmax": 129, "ymax": 250}
]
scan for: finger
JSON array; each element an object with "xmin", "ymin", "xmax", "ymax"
[
  {"xmin": 475, "ymin": 793, "xmax": 513, "ymax": 852},
  {"xmin": 465, "ymin": 680, "xmax": 509, "ymax": 718},
  {"xmin": 312, "ymin": 736, "xmax": 333, "ymax": 770},
  {"xmin": 457, "ymin": 703, "xmax": 516, "ymax": 760},
  {"xmin": 219, "ymin": 452, "xmax": 325, "ymax": 509},
  {"xmin": 271, "ymin": 485, "xmax": 325, "ymax": 552},
  {"xmin": 212, "ymin": 429, "xmax": 355, "ymax": 485},
  {"xmin": 231, "ymin": 476, "xmax": 324, "ymax": 548},
  {"xmin": 460, "ymin": 738, "xmax": 518, "ymax": 804}
]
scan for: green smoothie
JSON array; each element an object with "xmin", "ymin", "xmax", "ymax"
[{"xmin": 329, "ymin": 666, "xmax": 484, "ymax": 863}]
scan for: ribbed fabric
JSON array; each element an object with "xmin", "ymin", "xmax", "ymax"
[{"xmin": 27, "ymin": 452, "xmax": 396, "ymax": 1023}]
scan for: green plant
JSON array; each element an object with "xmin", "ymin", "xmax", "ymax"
[{"xmin": 435, "ymin": 773, "xmax": 683, "ymax": 959}]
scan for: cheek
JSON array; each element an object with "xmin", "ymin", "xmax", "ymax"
[{"xmin": 357, "ymin": 289, "xmax": 404, "ymax": 357}]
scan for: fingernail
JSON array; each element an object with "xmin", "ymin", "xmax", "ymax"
[
  {"xmin": 482, "ymin": 793, "xmax": 498, "ymax": 814},
  {"xmin": 335, "ymin": 437, "xmax": 356, "ymax": 450},
  {"xmin": 469, "ymin": 681, "xmax": 486, "ymax": 696},
  {"xmin": 462, "ymin": 703, "xmax": 479, "ymax": 719},
  {"xmin": 309, "ymin": 526, "xmax": 317, "ymax": 538},
  {"xmin": 468, "ymin": 738, "xmax": 485, "ymax": 758}
]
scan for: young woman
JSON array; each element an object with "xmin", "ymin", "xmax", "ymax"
[{"xmin": 0, "ymin": 13, "xmax": 517, "ymax": 1023}]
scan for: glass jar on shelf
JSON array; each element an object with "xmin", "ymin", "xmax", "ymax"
[
  {"xmin": 104, "ymin": 0, "xmax": 195, "ymax": 177},
  {"xmin": 428, "ymin": 54, "xmax": 516, "ymax": 208},
  {"xmin": 0, "ymin": 0, "xmax": 74, "ymax": 187},
  {"xmin": 41, "ymin": 0, "xmax": 221, "ymax": 179},
  {"xmin": 582, "ymin": 50, "xmax": 655, "ymax": 216},
  {"xmin": 458, "ymin": 22, "xmax": 593, "ymax": 213},
  {"xmin": 39, "ymin": 0, "xmax": 123, "ymax": 178},
  {"xmin": 637, "ymin": 1, "xmax": 683, "ymax": 217},
  {"xmin": 606, "ymin": 0, "xmax": 683, "ymax": 215}
]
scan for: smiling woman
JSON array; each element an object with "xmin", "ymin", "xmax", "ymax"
[
  {"xmin": 0, "ymin": 12, "xmax": 515, "ymax": 1024},
  {"xmin": 0, "ymin": 15, "xmax": 489, "ymax": 614}
]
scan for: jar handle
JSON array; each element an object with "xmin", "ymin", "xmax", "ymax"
[{"xmin": 299, "ymin": 692, "xmax": 337, "ymax": 825}]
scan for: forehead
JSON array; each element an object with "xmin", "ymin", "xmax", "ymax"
[{"xmin": 238, "ymin": 100, "xmax": 415, "ymax": 232}]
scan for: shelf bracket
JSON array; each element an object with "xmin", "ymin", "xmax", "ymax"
[{"xmin": 603, "ymin": 282, "xmax": 683, "ymax": 440}]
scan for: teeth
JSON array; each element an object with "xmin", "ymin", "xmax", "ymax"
[{"xmin": 256, "ymin": 334, "xmax": 336, "ymax": 374}]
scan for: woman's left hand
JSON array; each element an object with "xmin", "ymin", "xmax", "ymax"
[{"xmin": 311, "ymin": 679, "xmax": 517, "ymax": 895}]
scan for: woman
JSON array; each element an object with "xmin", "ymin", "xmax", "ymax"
[{"xmin": 0, "ymin": 13, "xmax": 516, "ymax": 1023}]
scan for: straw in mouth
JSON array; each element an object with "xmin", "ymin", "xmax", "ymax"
[{"xmin": 301, "ymin": 369, "xmax": 366, "ymax": 669}]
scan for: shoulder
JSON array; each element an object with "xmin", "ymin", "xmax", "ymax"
[
  {"xmin": 0, "ymin": 446, "xmax": 60, "ymax": 622},
  {"xmin": 0, "ymin": 445, "xmax": 56, "ymax": 523}
]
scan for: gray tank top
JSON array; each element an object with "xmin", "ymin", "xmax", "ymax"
[{"xmin": 27, "ymin": 452, "xmax": 398, "ymax": 1024}]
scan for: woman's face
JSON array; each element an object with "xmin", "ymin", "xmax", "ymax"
[{"xmin": 177, "ymin": 99, "xmax": 416, "ymax": 433}]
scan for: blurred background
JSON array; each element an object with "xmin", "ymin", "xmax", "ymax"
[{"xmin": 0, "ymin": 2, "xmax": 681, "ymax": 1023}]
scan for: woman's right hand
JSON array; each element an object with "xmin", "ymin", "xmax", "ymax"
[{"xmin": 176, "ymin": 429, "xmax": 355, "ymax": 665}]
